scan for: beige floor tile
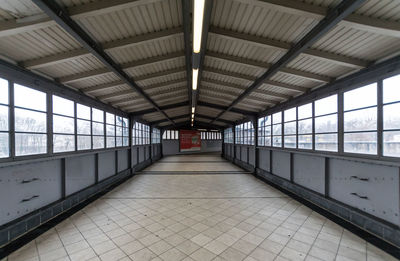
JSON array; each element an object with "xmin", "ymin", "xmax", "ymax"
[
  {"xmin": 158, "ymin": 248, "xmax": 186, "ymax": 261},
  {"xmin": 189, "ymin": 248, "xmax": 216, "ymax": 261}
]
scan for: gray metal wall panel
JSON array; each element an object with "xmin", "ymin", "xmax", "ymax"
[
  {"xmin": 235, "ymin": 145, "xmax": 240, "ymax": 160},
  {"xmin": 249, "ymin": 147, "xmax": 255, "ymax": 166},
  {"xmin": 259, "ymin": 148, "xmax": 270, "ymax": 171},
  {"xmin": 118, "ymin": 149, "xmax": 129, "ymax": 172},
  {"xmin": 0, "ymin": 160, "xmax": 62, "ymax": 225},
  {"xmin": 65, "ymin": 154, "xmax": 95, "ymax": 196},
  {"xmin": 241, "ymin": 146, "xmax": 247, "ymax": 161},
  {"xmin": 329, "ymin": 159, "xmax": 400, "ymax": 225},
  {"xmin": 162, "ymin": 140, "xmax": 180, "ymax": 155},
  {"xmin": 201, "ymin": 141, "xmax": 222, "ymax": 152},
  {"xmin": 98, "ymin": 151, "xmax": 116, "ymax": 181},
  {"xmin": 272, "ymin": 151, "xmax": 290, "ymax": 180},
  {"xmin": 131, "ymin": 147, "xmax": 138, "ymax": 167},
  {"xmin": 139, "ymin": 146, "xmax": 145, "ymax": 162},
  {"xmin": 293, "ymin": 154, "xmax": 325, "ymax": 194}
]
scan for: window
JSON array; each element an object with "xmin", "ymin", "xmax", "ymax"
[
  {"xmin": 92, "ymin": 108, "xmax": 104, "ymax": 149},
  {"xmin": 132, "ymin": 122, "xmax": 150, "ymax": 145},
  {"xmin": 258, "ymin": 115, "xmax": 271, "ymax": 147},
  {"xmin": 53, "ymin": 95, "xmax": 75, "ymax": 153},
  {"xmin": 235, "ymin": 122, "xmax": 254, "ymax": 145},
  {"xmin": 116, "ymin": 116, "xmax": 129, "ymax": 147},
  {"xmin": 162, "ymin": 130, "xmax": 178, "ymax": 140},
  {"xmin": 344, "ymin": 84, "xmax": 377, "ymax": 154},
  {"xmin": 106, "ymin": 112, "xmax": 115, "ymax": 148},
  {"xmin": 383, "ymin": 75, "xmax": 400, "ymax": 157},
  {"xmin": 77, "ymin": 103, "xmax": 91, "ymax": 150},
  {"xmin": 298, "ymin": 103, "xmax": 312, "ymax": 149},
  {"xmin": 224, "ymin": 128, "xmax": 233, "ymax": 143},
  {"xmin": 284, "ymin": 108, "xmax": 296, "ymax": 148},
  {"xmin": 152, "ymin": 128, "xmax": 160, "ymax": 144},
  {"xmin": 0, "ymin": 78, "xmax": 9, "ymax": 158},
  {"xmin": 314, "ymin": 95, "xmax": 337, "ymax": 152},
  {"xmin": 14, "ymin": 84, "xmax": 47, "ymax": 156},
  {"xmin": 272, "ymin": 112, "xmax": 282, "ymax": 147},
  {"xmin": 201, "ymin": 131, "xmax": 221, "ymax": 140}
]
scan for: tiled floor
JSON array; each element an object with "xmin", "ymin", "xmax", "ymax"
[{"xmin": 3, "ymin": 154, "xmax": 398, "ymax": 261}]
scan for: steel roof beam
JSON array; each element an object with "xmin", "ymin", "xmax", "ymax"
[
  {"xmin": 210, "ymin": 0, "xmax": 366, "ymax": 124},
  {"xmin": 111, "ymin": 89, "xmax": 187, "ymax": 106},
  {"xmin": 150, "ymin": 114, "xmax": 190, "ymax": 125},
  {"xmin": 209, "ymin": 26, "xmax": 368, "ymax": 69},
  {"xmin": 204, "ymin": 67, "xmax": 308, "ymax": 92},
  {"xmin": 206, "ymin": 51, "xmax": 333, "ymax": 83},
  {"xmin": 161, "ymin": 121, "xmax": 223, "ymax": 130},
  {"xmin": 131, "ymin": 101, "xmax": 190, "ymax": 116},
  {"xmin": 58, "ymin": 52, "xmax": 184, "ymax": 84},
  {"xmin": 235, "ymin": 0, "xmax": 400, "ymax": 38},
  {"xmin": 197, "ymin": 101, "xmax": 257, "ymax": 116},
  {"xmin": 21, "ymin": 28, "xmax": 182, "ymax": 69},
  {"xmin": 202, "ymin": 78, "xmax": 290, "ymax": 100},
  {"xmin": 0, "ymin": 0, "xmax": 163, "ymax": 37},
  {"xmin": 196, "ymin": 114, "xmax": 235, "ymax": 125},
  {"xmin": 192, "ymin": 0, "xmax": 213, "ymax": 125},
  {"xmin": 32, "ymin": 0, "xmax": 175, "ymax": 125},
  {"xmin": 182, "ymin": 0, "xmax": 192, "ymax": 111}
]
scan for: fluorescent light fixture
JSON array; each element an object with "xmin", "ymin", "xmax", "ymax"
[
  {"xmin": 193, "ymin": 0, "xmax": 205, "ymax": 53},
  {"xmin": 192, "ymin": 107, "xmax": 195, "ymax": 113},
  {"xmin": 192, "ymin": 69, "xmax": 198, "ymax": 90}
]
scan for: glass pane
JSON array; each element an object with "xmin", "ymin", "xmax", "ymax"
[
  {"xmin": 14, "ymin": 84, "xmax": 46, "ymax": 111},
  {"xmin": 315, "ymin": 133, "xmax": 337, "ymax": 151},
  {"xmin": 116, "ymin": 116, "xmax": 123, "ymax": 126},
  {"xmin": 106, "ymin": 125, "xmax": 115, "ymax": 136},
  {"xmin": 0, "ymin": 105, "xmax": 8, "ymax": 131},
  {"xmin": 265, "ymin": 136, "xmax": 271, "ymax": 146},
  {"xmin": 93, "ymin": 136, "xmax": 104, "ymax": 149},
  {"xmin": 272, "ymin": 136, "xmax": 281, "ymax": 147},
  {"xmin": 77, "ymin": 104, "xmax": 90, "ymax": 120},
  {"xmin": 298, "ymin": 135, "xmax": 312, "ymax": 149},
  {"xmin": 15, "ymin": 133, "xmax": 47, "ymax": 156},
  {"xmin": 383, "ymin": 103, "xmax": 400, "ymax": 130},
  {"xmin": 0, "ymin": 78, "xmax": 8, "ymax": 105},
  {"xmin": 344, "ymin": 107, "xmax": 377, "ymax": 132},
  {"xmin": 0, "ymin": 133, "xmax": 9, "ymax": 158},
  {"xmin": 53, "ymin": 95, "xmax": 74, "ymax": 117},
  {"xmin": 298, "ymin": 119, "xmax": 312, "ymax": 134},
  {"xmin": 106, "ymin": 137, "xmax": 115, "ymax": 148},
  {"xmin": 116, "ymin": 126, "xmax": 122, "ymax": 136},
  {"xmin": 315, "ymin": 94, "xmax": 337, "ymax": 116},
  {"xmin": 284, "ymin": 108, "xmax": 296, "ymax": 122},
  {"xmin": 106, "ymin": 113, "xmax": 115, "ymax": 124},
  {"xmin": 298, "ymin": 103, "xmax": 312, "ymax": 119},
  {"xmin": 77, "ymin": 135, "xmax": 91, "ymax": 150},
  {"xmin": 92, "ymin": 122, "xmax": 104, "ymax": 135},
  {"xmin": 123, "ymin": 118, "xmax": 128, "ymax": 128},
  {"xmin": 123, "ymin": 137, "xmax": 129, "ymax": 146},
  {"xmin": 77, "ymin": 119, "xmax": 91, "ymax": 135},
  {"xmin": 123, "ymin": 127, "xmax": 129, "ymax": 137},
  {"xmin": 53, "ymin": 115, "xmax": 74, "ymax": 134},
  {"xmin": 344, "ymin": 132, "xmax": 377, "ymax": 155},
  {"xmin": 273, "ymin": 124, "xmax": 281, "ymax": 135},
  {"xmin": 273, "ymin": 112, "xmax": 282, "ymax": 124},
  {"xmin": 284, "ymin": 122, "xmax": 296, "ymax": 135},
  {"xmin": 116, "ymin": 137, "xmax": 122, "ymax": 147},
  {"xmin": 53, "ymin": 134, "xmax": 75, "ymax": 153},
  {"xmin": 15, "ymin": 108, "xmax": 46, "ymax": 133},
  {"xmin": 383, "ymin": 130, "xmax": 400, "ymax": 157},
  {"xmin": 284, "ymin": 135, "xmax": 296, "ymax": 148},
  {"xmin": 315, "ymin": 114, "xmax": 337, "ymax": 133},
  {"xmin": 92, "ymin": 108, "xmax": 104, "ymax": 122},
  {"xmin": 383, "ymin": 74, "xmax": 400, "ymax": 104},
  {"xmin": 344, "ymin": 83, "xmax": 377, "ymax": 111}
]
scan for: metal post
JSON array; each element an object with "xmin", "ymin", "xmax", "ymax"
[
  {"xmin": 9, "ymin": 80, "xmax": 15, "ymax": 158},
  {"xmin": 377, "ymin": 79, "xmax": 383, "ymax": 157},
  {"xmin": 338, "ymin": 92, "xmax": 344, "ymax": 153}
]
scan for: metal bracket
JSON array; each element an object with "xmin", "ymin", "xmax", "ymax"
[
  {"xmin": 350, "ymin": 192, "xmax": 368, "ymax": 199},
  {"xmin": 20, "ymin": 178, "xmax": 40, "ymax": 184},
  {"xmin": 350, "ymin": 176, "xmax": 369, "ymax": 181},
  {"xmin": 21, "ymin": 195, "xmax": 39, "ymax": 202}
]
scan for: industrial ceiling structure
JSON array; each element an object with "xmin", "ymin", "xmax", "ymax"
[{"xmin": 0, "ymin": 0, "xmax": 399, "ymax": 130}]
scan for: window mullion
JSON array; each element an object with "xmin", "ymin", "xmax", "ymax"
[
  {"xmin": 9, "ymin": 80, "xmax": 15, "ymax": 158},
  {"xmin": 338, "ymin": 92, "xmax": 344, "ymax": 154},
  {"xmin": 378, "ymin": 79, "xmax": 383, "ymax": 157},
  {"xmin": 47, "ymin": 91, "xmax": 53, "ymax": 155}
]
